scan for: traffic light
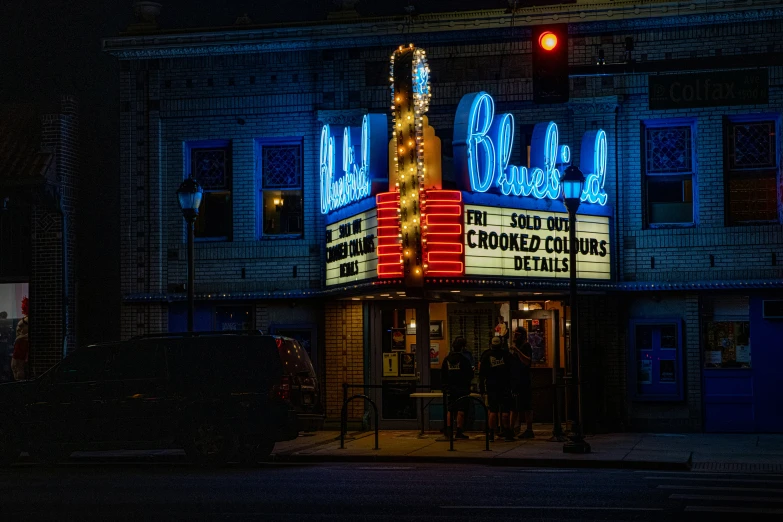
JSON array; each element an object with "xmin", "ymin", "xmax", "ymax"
[{"xmin": 532, "ymin": 25, "xmax": 569, "ymax": 104}]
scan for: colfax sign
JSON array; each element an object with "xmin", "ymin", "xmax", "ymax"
[{"xmin": 649, "ymin": 69, "xmax": 769, "ymax": 110}]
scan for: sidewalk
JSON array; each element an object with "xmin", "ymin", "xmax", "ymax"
[
  {"xmin": 270, "ymin": 426, "xmax": 783, "ymax": 472},
  {"xmin": 55, "ymin": 426, "xmax": 783, "ymax": 472}
]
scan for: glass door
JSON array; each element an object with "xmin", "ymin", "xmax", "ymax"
[{"xmin": 369, "ymin": 302, "xmax": 429, "ymax": 429}]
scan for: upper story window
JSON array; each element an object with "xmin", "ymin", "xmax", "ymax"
[
  {"xmin": 724, "ymin": 117, "xmax": 780, "ymax": 225},
  {"xmin": 187, "ymin": 141, "xmax": 232, "ymax": 241},
  {"xmin": 256, "ymin": 139, "xmax": 304, "ymax": 237},
  {"xmin": 643, "ymin": 122, "xmax": 696, "ymax": 227}
]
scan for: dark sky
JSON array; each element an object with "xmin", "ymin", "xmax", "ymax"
[{"xmin": 0, "ymin": 0, "xmax": 548, "ymax": 342}]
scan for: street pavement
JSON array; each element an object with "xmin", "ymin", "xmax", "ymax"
[
  {"xmin": 34, "ymin": 426, "xmax": 783, "ymax": 473},
  {"xmin": 3, "ymin": 461, "xmax": 783, "ymax": 520}
]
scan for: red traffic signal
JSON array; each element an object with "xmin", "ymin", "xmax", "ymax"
[
  {"xmin": 539, "ymin": 31, "xmax": 558, "ymax": 51},
  {"xmin": 531, "ymin": 25, "xmax": 569, "ymax": 104}
]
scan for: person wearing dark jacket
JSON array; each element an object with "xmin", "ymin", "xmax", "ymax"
[
  {"xmin": 441, "ymin": 336, "xmax": 474, "ymax": 440},
  {"xmin": 510, "ymin": 327, "xmax": 534, "ymax": 439},
  {"xmin": 479, "ymin": 336, "xmax": 514, "ymax": 442}
]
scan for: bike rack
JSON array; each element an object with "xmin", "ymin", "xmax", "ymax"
[
  {"xmin": 444, "ymin": 392, "xmax": 492, "ymax": 452},
  {"xmin": 340, "ymin": 393, "xmax": 380, "ymax": 450}
]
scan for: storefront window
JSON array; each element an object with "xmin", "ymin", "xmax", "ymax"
[
  {"xmin": 0, "ymin": 283, "xmax": 29, "ymax": 383},
  {"xmin": 704, "ymin": 321, "xmax": 751, "ymax": 369},
  {"xmin": 214, "ymin": 306, "xmax": 252, "ymax": 331}
]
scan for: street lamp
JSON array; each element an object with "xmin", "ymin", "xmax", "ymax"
[
  {"xmin": 561, "ymin": 165, "xmax": 591, "ymax": 454},
  {"xmin": 177, "ymin": 175, "xmax": 203, "ymax": 332}
]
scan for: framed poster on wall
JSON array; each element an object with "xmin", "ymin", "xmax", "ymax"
[
  {"xmin": 383, "ymin": 353, "xmax": 399, "ymax": 377},
  {"xmin": 400, "ymin": 353, "xmax": 416, "ymax": 377},
  {"xmin": 391, "ymin": 328, "xmax": 406, "ymax": 351}
]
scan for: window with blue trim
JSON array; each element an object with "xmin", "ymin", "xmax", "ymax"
[
  {"xmin": 643, "ymin": 122, "xmax": 696, "ymax": 226},
  {"xmin": 629, "ymin": 319, "xmax": 684, "ymax": 401},
  {"xmin": 724, "ymin": 117, "xmax": 780, "ymax": 225},
  {"xmin": 185, "ymin": 141, "xmax": 232, "ymax": 241},
  {"xmin": 256, "ymin": 140, "xmax": 303, "ymax": 237}
]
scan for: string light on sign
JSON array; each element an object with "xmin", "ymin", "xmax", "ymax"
[{"xmin": 390, "ymin": 44, "xmax": 431, "ymax": 287}]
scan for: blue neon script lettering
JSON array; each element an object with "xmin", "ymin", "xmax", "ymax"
[
  {"xmin": 454, "ymin": 91, "xmax": 608, "ymax": 206},
  {"xmin": 320, "ymin": 115, "xmax": 373, "ymax": 214},
  {"xmin": 580, "ymin": 130, "xmax": 608, "ymax": 205},
  {"xmin": 457, "ymin": 92, "xmax": 495, "ymax": 193}
]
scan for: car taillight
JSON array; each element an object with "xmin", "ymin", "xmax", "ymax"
[{"xmin": 273, "ymin": 376, "xmax": 290, "ymax": 402}]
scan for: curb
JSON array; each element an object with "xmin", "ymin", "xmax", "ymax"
[{"xmin": 269, "ymin": 452, "xmax": 692, "ymax": 471}]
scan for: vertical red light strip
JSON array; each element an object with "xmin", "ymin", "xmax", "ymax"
[
  {"xmin": 376, "ymin": 192, "xmax": 403, "ymax": 277},
  {"xmin": 422, "ymin": 190, "xmax": 464, "ymax": 276}
]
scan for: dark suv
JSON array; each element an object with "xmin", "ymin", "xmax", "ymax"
[{"xmin": 0, "ymin": 331, "xmax": 324, "ymax": 466}]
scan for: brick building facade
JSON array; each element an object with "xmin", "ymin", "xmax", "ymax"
[
  {"xmin": 0, "ymin": 96, "xmax": 79, "ymax": 379},
  {"xmin": 105, "ymin": 1, "xmax": 783, "ymax": 432}
]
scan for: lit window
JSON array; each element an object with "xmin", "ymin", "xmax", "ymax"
[
  {"xmin": 257, "ymin": 140, "xmax": 303, "ymax": 237},
  {"xmin": 187, "ymin": 142, "xmax": 232, "ymax": 241},
  {"xmin": 643, "ymin": 123, "xmax": 696, "ymax": 226},
  {"xmin": 724, "ymin": 118, "xmax": 779, "ymax": 225}
]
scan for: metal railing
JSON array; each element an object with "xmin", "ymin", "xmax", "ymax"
[
  {"xmin": 337, "ymin": 380, "xmax": 581, "ymax": 447},
  {"xmin": 444, "ymin": 392, "xmax": 491, "ymax": 452},
  {"xmin": 340, "ymin": 393, "xmax": 379, "ymax": 450}
]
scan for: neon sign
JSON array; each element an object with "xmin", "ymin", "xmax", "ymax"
[
  {"xmin": 319, "ymin": 114, "xmax": 388, "ymax": 215},
  {"xmin": 453, "ymin": 91, "xmax": 608, "ymax": 206}
]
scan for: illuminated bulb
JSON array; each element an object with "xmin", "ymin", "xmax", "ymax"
[
  {"xmin": 408, "ymin": 141, "xmax": 413, "ymax": 146},
  {"xmin": 399, "ymin": 147, "xmax": 404, "ymax": 153},
  {"xmin": 415, "ymin": 268, "xmax": 421, "ymax": 274}
]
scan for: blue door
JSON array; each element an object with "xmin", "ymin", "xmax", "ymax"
[{"xmin": 750, "ymin": 297, "xmax": 783, "ymax": 433}]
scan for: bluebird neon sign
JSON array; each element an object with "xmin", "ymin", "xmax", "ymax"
[
  {"xmin": 320, "ymin": 114, "xmax": 388, "ymax": 214},
  {"xmin": 453, "ymin": 91, "xmax": 608, "ymax": 205}
]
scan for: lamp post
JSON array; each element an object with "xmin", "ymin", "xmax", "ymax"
[
  {"xmin": 561, "ymin": 165, "xmax": 591, "ymax": 454},
  {"xmin": 176, "ymin": 176, "xmax": 203, "ymax": 332}
]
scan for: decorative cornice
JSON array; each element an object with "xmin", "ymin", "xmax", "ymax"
[
  {"xmin": 103, "ymin": 2, "xmax": 783, "ymax": 60},
  {"xmin": 569, "ymin": 96, "xmax": 619, "ymax": 116},
  {"xmin": 317, "ymin": 109, "xmax": 367, "ymax": 126}
]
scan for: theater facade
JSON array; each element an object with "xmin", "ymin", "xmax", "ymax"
[{"xmin": 104, "ymin": 1, "xmax": 783, "ymax": 433}]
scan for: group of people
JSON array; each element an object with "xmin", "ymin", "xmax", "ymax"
[{"xmin": 441, "ymin": 325, "xmax": 534, "ymax": 442}]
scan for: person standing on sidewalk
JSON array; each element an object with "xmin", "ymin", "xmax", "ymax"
[
  {"xmin": 479, "ymin": 336, "xmax": 514, "ymax": 442},
  {"xmin": 11, "ymin": 316, "xmax": 29, "ymax": 381},
  {"xmin": 441, "ymin": 336, "xmax": 474, "ymax": 440},
  {"xmin": 510, "ymin": 326, "xmax": 534, "ymax": 439}
]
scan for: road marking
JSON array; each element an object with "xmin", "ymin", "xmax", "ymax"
[
  {"xmin": 658, "ymin": 485, "xmax": 783, "ymax": 494},
  {"xmin": 685, "ymin": 506, "xmax": 783, "ymax": 515},
  {"xmin": 670, "ymin": 493, "xmax": 783, "ymax": 503},
  {"xmin": 638, "ymin": 470, "xmax": 783, "ymax": 478},
  {"xmin": 356, "ymin": 466, "xmax": 413, "ymax": 470},
  {"xmin": 646, "ymin": 476, "xmax": 781, "ymax": 484},
  {"xmin": 441, "ymin": 506, "xmax": 664, "ymax": 511}
]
